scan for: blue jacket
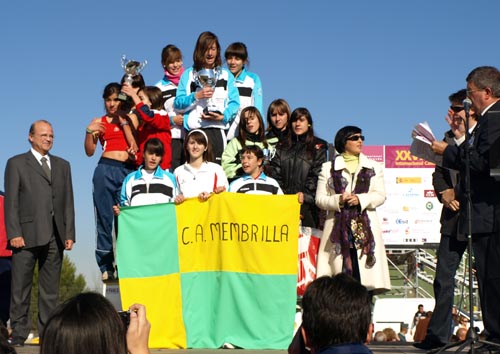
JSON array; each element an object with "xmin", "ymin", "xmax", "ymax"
[
  {"xmin": 174, "ymin": 66, "xmax": 240, "ymax": 130},
  {"xmin": 226, "ymin": 67, "xmax": 263, "ymax": 140}
]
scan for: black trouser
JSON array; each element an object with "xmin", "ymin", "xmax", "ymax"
[
  {"xmin": 202, "ymin": 128, "xmax": 226, "ymax": 165},
  {"xmin": 10, "ymin": 236, "xmax": 63, "ymax": 340},
  {"xmin": 170, "ymin": 138, "xmax": 185, "ymax": 171},
  {"xmin": 425, "ymin": 234, "xmax": 467, "ymax": 344}
]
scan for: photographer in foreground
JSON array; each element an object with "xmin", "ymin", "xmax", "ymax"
[
  {"xmin": 300, "ymin": 274, "xmax": 373, "ymax": 354},
  {"xmin": 40, "ymin": 292, "xmax": 150, "ymax": 354}
]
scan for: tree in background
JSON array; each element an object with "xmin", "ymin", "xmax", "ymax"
[{"xmin": 30, "ymin": 255, "xmax": 87, "ymax": 331}]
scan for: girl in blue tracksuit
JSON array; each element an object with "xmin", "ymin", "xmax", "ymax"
[
  {"xmin": 156, "ymin": 44, "xmax": 186, "ymax": 170},
  {"xmin": 224, "ymin": 42, "xmax": 263, "ymax": 140},
  {"xmin": 174, "ymin": 31, "xmax": 240, "ymax": 165}
]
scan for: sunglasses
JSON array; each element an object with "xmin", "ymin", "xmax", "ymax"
[
  {"xmin": 346, "ymin": 135, "xmax": 365, "ymax": 142},
  {"xmin": 450, "ymin": 105, "xmax": 464, "ymax": 113}
]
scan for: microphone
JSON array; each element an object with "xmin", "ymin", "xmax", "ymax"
[{"xmin": 463, "ymin": 98, "xmax": 472, "ymax": 114}]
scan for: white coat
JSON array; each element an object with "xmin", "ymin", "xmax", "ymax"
[{"xmin": 315, "ymin": 153, "xmax": 391, "ymax": 294}]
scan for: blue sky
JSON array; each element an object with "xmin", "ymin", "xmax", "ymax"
[{"xmin": 2, "ymin": 0, "xmax": 499, "ymax": 287}]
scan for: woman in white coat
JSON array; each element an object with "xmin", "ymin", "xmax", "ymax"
[{"xmin": 315, "ymin": 126, "xmax": 390, "ymax": 294}]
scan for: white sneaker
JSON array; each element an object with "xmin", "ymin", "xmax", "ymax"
[{"xmin": 102, "ymin": 271, "xmax": 116, "ymax": 282}]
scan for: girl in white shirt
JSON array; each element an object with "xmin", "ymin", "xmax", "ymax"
[{"xmin": 174, "ymin": 129, "xmax": 228, "ymax": 200}]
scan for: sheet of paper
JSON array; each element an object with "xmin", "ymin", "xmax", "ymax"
[
  {"xmin": 410, "ymin": 121, "xmax": 441, "ymax": 165},
  {"xmin": 413, "ymin": 121, "xmax": 436, "ymax": 143}
]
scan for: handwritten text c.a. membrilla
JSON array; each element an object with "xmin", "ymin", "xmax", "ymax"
[{"xmin": 181, "ymin": 223, "xmax": 290, "ymax": 245}]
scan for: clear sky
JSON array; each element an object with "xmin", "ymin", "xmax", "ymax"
[{"xmin": 2, "ymin": 0, "xmax": 499, "ymax": 287}]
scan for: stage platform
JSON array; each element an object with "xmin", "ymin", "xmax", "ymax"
[{"xmin": 14, "ymin": 341, "xmax": 480, "ymax": 354}]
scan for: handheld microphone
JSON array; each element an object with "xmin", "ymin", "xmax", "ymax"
[{"xmin": 463, "ymin": 98, "xmax": 472, "ymax": 114}]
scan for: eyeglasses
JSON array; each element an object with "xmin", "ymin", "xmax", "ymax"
[
  {"xmin": 346, "ymin": 135, "xmax": 365, "ymax": 142},
  {"xmin": 466, "ymin": 88, "xmax": 484, "ymax": 95},
  {"xmin": 450, "ymin": 105, "xmax": 464, "ymax": 113}
]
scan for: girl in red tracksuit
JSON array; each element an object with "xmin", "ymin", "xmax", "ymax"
[{"xmin": 121, "ymin": 84, "xmax": 172, "ymax": 170}]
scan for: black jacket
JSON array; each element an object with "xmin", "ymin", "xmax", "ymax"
[
  {"xmin": 442, "ymin": 104, "xmax": 500, "ymax": 235},
  {"xmin": 270, "ymin": 134, "xmax": 327, "ymax": 228},
  {"xmin": 432, "ymin": 130, "xmax": 460, "ymax": 236}
]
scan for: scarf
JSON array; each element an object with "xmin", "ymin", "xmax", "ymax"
[
  {"xmin": 164, "ymin": 66, "xmax": 184, "ymax": 86},
  {"xmin": 342, "ymin": 153, "xmax": 359, "ymax": 174},
  {"xmin": 245, "ymin": 131, "xmax": 262, "ymax": 143},
  {"xmin": 329, "ymin": 157, "xmax": 376, "ymax": 275},
  {"xmin": 270, "ymin": 126, "xmax": 289, "ymax": 142}
]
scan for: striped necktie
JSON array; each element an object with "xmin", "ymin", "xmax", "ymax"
[{"xmin": 41, "ymin": 156, "xmax": 51, "ymax": 181}]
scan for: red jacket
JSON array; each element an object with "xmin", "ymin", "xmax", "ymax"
[
  {"xmin": 0, "ymin": 192, "xmax": 12, "ymax": 257},
  {"xmin": 135, "ymin": 102, "xmax": 172, "ymax": 170}
]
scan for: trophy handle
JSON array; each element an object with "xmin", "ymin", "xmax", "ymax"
[
  {"xmin": 121, "ymin": 54, "xmax": 128, "ymax": 70},
  {"xmin": 192, "ymin": 70, "xmax": 203, "ymax": 88},
  {"xmin": 136, "ymin": 60, "xmax": 148, "ymax": 74},
  {"xmin": 214, "ymin": 66, "xmax": 221, "ymax": 80}
]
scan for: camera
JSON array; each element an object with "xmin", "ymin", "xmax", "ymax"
[{"xmin": 118, "ymin": 310, "xmax": 130, "ymax": 329}]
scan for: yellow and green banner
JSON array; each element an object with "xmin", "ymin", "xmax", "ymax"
[{"xmin": 116, "ymin": 193, "xmax": 300, "ymax": 349}]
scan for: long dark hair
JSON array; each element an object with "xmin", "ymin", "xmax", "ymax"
[
  {"xmin": 237, "ymin": 106, "xmax": 268, "ymax": 148},
  {"xmin": 265, "ymin": 98, "xmax": 291, "ymax": 134},
  {"xmin": 193, "ymin": 31, "xmax": 221, "ymax": 71},
  {"xmin": 120, "ymin": 73, "xmax": 145, "ymax": 89},
  {"xmin": 184, "ymin": 129, "xmax": 214, "ymax": 163},
  {"xmin": 102, "ymin": 82, "xmax": 122, "ymax": 113},
  {"xmin": 102, "ymin": 82, "xmax": 121, "ymax": 99},
  {"xmin": 139, "ymin": 86, "xmax": 163, "ymax": 110},
  {"xmin": 286, "ymin": 107, "xmax": 316, "ymax": 159}
]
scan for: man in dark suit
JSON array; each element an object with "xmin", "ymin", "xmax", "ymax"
[
  {"xmin": 415, "ymin": 89, "xmax": 478, "ymax": 350},
  {"xmin": 4, "ymin": 120, "xmax": 75, "ymax": 346},
  {"xmin": 431, "ymin": 66, "xmax": 500, "ymax": 351}
]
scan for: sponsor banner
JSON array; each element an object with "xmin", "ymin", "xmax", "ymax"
[{"xmin": 364, "ymin": 145, "xmax": 442, "ymax": 245}]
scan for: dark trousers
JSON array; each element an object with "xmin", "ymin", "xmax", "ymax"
[
  {"xmin": 425, "ymin": 234, "xmax": 467, "ymax": 344},
  {"xmin": 10, "ymin": 236, "xmax": 63, "ymax": 340},
  {"xmin": 425, "ymin": 234, "xmax": 489, "ymax": 344},
  {"xmin": 202, "ymin": 128, "xmax": 226, "ymax": 165},
  {"xmin": 170, "ymin": 138, "xmax": 185, "ymax": 171},
  {"xmin": 0, "ymin": 257, "xmax": 12, "ymax": 327},
  {"xmin": 483, "ymin": 229, "xmax": 500, "ymax": 342},
  {"xmin": 93, "ymin": 158, "xmax": 135, "ymax": 273}
]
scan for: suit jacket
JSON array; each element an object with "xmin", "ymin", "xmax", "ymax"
[
  {"xmin": 442, "ymin": 100, "xmax": 500, "ymax": 235},
  {"xmin": 4, "ymin": 151, "xmax": 75, "ymax": 248},
  {"xmin": 433, "ymin": 130, "xmax": 460, "ymax": 236}
]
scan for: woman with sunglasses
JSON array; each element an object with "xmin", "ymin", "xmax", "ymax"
[
  {"xmin": 315, "ymin": 125, "xmax": 391, "ymax": 295},
  {"xmin": 269, "ymin": 107, "xmax": 327, "ymax": 228}
]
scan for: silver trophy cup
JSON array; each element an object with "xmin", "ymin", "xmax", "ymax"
[
  {"xmin": 118, "ymin": 54, "xmax": 147, "ymax": 101},
  {"xmin": 193, "ymin": 67, "xmax": 221, "ymax": 114}
]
